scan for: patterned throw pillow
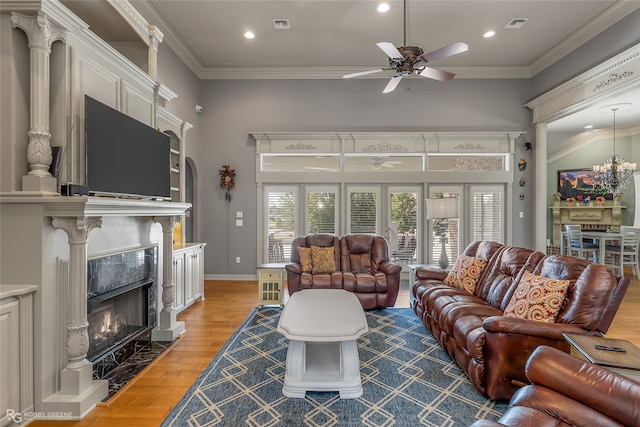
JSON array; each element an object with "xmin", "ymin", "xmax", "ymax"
[
  {"xmin": 443, "ymin": 255, "xmax": 487, "ymax": 294},
  {"xmin": 311, "ymin": 246, "xmax": 336, "ymax": 274},
  {"xmin": 298, "ymin": 247, "xmax": 313, "ymax": 273},
  {"xmin": 503, "ymin": 271, "xmax": 570, "ymax": 323}
]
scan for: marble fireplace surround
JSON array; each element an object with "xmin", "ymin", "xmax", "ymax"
[{"xmin": 0, "ymin": 195, "xmax": 190, "ymax": 419}]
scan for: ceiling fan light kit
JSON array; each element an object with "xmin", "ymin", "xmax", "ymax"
[{"xmin": 343, "ymin": 0, "xmax": 468, "ymax": 93}]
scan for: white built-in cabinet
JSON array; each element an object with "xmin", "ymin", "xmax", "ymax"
[
  {"xmin": 172, "ymin": 243, "xmax": 206, "ymax": 313},
  {"xmin": 0, "ymin": 285, "xmax": 36, "ymax": 427}
]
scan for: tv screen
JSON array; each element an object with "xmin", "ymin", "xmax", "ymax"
[{"xmin": 85, "ymin": 95, "xmax": 171, "ymax": 200}]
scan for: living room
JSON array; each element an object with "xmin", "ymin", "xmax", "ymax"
[{"xmin": 1, "ymin": 0, "xmax": 639, "ymax": 426}]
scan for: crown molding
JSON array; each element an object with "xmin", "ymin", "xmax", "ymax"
[
  {"xmin": 529, "ymin": 1, "xmax": 640, "ymax": 76},
  {"xmin": 197, "ymin": 65, "xmax": 532, "ymax": 80},
  {"xmin": 131, "ymin": 0, "xmax": 638, "ymax": 81}
]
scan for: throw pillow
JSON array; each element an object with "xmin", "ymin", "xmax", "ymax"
[
  {"xmin": 443, "ymin": 255, "xmax": 487, "ymax": 294},
  {"xmin": 503, "ymin": 270, "xmax": 570, "ymax": 323},
  {"xmin": 311, "ymin": 246, "xmax": 336, "ymax": 274},
  {"xmin": 298, "ymin": 247, "xmax": 313, "ymax": 273}
]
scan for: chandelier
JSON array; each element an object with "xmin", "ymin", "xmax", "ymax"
[{"xmin": 592, "ymin": 104, "xmax": 637, "ymax": 195}]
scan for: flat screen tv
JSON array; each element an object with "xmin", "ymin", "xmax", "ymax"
[{"xmin": 85, "ymin": 95, "xmax": 171, "ymax": 200}]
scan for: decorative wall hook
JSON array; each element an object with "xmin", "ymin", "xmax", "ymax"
[{"xmin": 219, "ymin": 165, "xmax": 236, "ymax": 201}]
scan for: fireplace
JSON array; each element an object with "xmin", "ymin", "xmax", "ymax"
[
  {"xmin": 87, "ymin": 278, "xmax": 152, "ymax": 361},
  {"xmin": 86, "ymin": 247, "xmax": 157, "ymax": 370}
]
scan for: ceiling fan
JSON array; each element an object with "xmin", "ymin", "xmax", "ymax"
[{"xmin": 343, "ymin": 0, "xmax": 468, "ymax": 93}]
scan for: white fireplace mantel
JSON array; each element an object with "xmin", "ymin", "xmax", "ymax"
[
  {"xmin": 0, "ymin": 194, "xmax": 191, "ymax": 217},
  {"xmin": 0, "ymin": 194, "xmax": 190, "ymax": 418}
]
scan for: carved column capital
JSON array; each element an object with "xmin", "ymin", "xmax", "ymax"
[
  {"xmin": 153, "ymin": 215, "xmax": 180, "ymax": 231},
  {"xmin": 11, "ymin": 11, "xmax": 67, "ymax": 52},
  {"xmin": 51, "ymin": 216, "xmax": 103, "ymax": 243}
]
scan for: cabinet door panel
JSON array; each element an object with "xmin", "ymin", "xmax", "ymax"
[{"xmin": 173, "ymin": 254, "xmax": 185, "ymax": 311}]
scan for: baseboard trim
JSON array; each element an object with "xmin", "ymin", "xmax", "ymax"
[{"xmin": 205, "ymin": 274, "xmax": 258, "ymax": 281}]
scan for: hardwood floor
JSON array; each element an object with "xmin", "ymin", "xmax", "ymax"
[{"xmin": 32, "ymin": 276, "xmax": 639, "ymax": 427}]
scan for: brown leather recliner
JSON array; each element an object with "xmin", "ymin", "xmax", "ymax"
[
  {"xmin": 285, "ymin": 234, "xmax": 342, "ymax": 294},
  {"xmin": 470, "ymin": 345, "xmax": 640, "ymax": 427},
  {"xmin": 285, "ymin": 234, "xmax": 401, "ymax": 309},
  {"xmin": 340, "ymin": 234, "xmax": 402, "ymax": 310}
]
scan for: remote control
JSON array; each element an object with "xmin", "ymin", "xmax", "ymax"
[{"xmin": 593, "ymin": 344, "xmax": 626, "ymax": 352}]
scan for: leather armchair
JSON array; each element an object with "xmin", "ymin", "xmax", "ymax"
[
  {"xmin": 470, "ymin": 345, "xmax": 640, "ymax": 427},
  {"xmin": 340, "ymin": 234, "xmax": 402, "ymax": 309},
  {"xmin": 285, "ymin": 234, "xmax": 342, "ymax": 295}
]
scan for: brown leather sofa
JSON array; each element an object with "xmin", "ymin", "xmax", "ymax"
[
  {"xmin": 412, "ymin": 240, "xmax": 630, "ymax": 401},
  {"xmin": 286, "ymin": 234, "xmax": 402, "ymax": 309},
  {"xmin": 470, "ymin": 345, "xmax": 640, "ymax": 427}
]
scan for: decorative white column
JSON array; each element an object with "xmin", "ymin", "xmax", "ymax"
[
  {"xmin": 152, "ymin": 215, "xmax": 185, "ymax": 341},
  {"xmin": 11, "ymin": 12, "xmax": 66, "ymax": 193},
  {"xmin": 147, "ymin": 25, "xmax": 163, "ymax": 80},
  {"xmin": 49, "ymin": 217, "xmax": 108, "ymax": 409},
  {"xmin": 634, "ymin": 173, "xmax": 640, "ymax": 227}
]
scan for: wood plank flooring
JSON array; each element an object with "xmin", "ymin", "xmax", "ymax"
[{"xmin": 32, "ymin": 276, "xmax": 639, "ymax": 427}]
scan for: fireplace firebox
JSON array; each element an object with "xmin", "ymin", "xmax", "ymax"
[
  {"xmin": 87, "ymin": 278, "xmax": 152, "ymax": 361},
  {"xmin": 86, "ymin": 247, "xmax": 158, "ymax": 371}
]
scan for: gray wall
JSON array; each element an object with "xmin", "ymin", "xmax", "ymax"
[
  {"xmin": 148, "ymin": 9, "xmax": 640, "ymax": 276},
  {"xmin": 194, "ymin": 78, "xmax": 532, "ymax": 275}
]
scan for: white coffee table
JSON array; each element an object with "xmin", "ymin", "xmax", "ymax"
[{"xmin": 277, "ymin": 289, "xmax": 368, "ymax": 398}]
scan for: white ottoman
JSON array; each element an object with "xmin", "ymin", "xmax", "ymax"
[{"xmin": 277, "ymin": 289, "xmax": 368, "ymax": 398}]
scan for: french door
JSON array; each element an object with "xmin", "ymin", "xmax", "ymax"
[
  {"xmin": 263, "ymin": 183, "xmax": 502, "ymax": 264},
  {"xmin": 427, "ymin": 185, "xmax": 505, "ymax": 265},
  {"xmin": 347, "ymin": 185, "xmax": 422, "ymax": 265}
]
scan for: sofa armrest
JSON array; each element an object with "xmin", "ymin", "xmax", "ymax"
[
  {"xmin": 378, "ymin": 261, "xmax": 402, "ymax": 275},
  {"xmin": 524, "ymin": 346, "xmax": 640, "ymax": 427},
  {"xmin": 482, "ymin": 316, "xmax": 588, "ymax": 400},
  {"xmin": 415, "ymin": 267, "xmax": 448, "ymax": 281},
  {"xmin": 285, "ymin": 262, "xmax": 302, "ymax": 274},
  {"xmin": 483, "ymin": 316, "xmax": 591, "ymax": 340}
]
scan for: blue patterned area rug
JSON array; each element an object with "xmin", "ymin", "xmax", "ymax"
[{"xmin": 161, "ymin": 307, "xmax": 507, "ymax": 427}]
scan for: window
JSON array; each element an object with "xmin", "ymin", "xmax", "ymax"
[
  {"xmin": 265, "ymin": 187, "xmax": 298, "ymax": 262},
  {"xmin": 388, "ymin": 187, "xmax": 421, "ymax": 264},
  {"xmin": 347, "ymin": 187, "xmax": 380, "ymax": 235},
  {"xmin": 305, "ymin": 186, "xmax": 338, "ymax": 234},
  {"xmin": 427, "ymin": 187, "xmax": 462, "ymax": 265},
  {"xmin": 470, "ymin": 185, "xmax": 504, "ymax": 243}
]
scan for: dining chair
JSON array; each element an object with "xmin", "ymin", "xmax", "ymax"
[
  {"xmin": 564, "ymin": 224, "xmax": 599, "ymax": 262},
  {"xmin": 604, "ymin": 226, "xmax": 640, "ymax": 278}
]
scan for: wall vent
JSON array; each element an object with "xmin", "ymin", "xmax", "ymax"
[
  {"xmin": 273, "ymin": 19, "xmax": 291, "ymax": 30},
  {"xmin": 505, "ymin": 18, "xmax": 528, "ymax": 29}
]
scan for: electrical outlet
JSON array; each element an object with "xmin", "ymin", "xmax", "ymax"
[
  {"xmin": 519, "ymin": 211, "xmax": 524, "ymax": 218},
  {"xmin": 235, "ymin": 256, "xmax": 240, "ymax": 263}
]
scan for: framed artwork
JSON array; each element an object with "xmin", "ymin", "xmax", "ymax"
[{"xmin": 557, "ymin": 168, "xmax": 612, "ymax": 200}]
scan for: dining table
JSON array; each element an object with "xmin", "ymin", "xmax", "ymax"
[{"xmin": 580, "ymin": 231, "xmax": 622, "ymax": 265}]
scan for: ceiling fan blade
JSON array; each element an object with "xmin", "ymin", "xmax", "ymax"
[
  {"xmin": 416, "ymin": 66, "xmax": 455, "ymax": 82},
  {"xmin": 343, "ymin": 69, "xmax": 386, "ymax": 79},
  {"xmin": 383, "ymin": 76, "xmax": 402, "ymax": 93},
  {"xmin": 420, "ymin": 41, "xmax": 469, "ymax": 63},
  {"xmin": 376, "ymin": 42, "xmax": 404, "ymax": 60}
]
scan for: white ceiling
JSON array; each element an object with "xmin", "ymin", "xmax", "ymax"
[{"xmin": 66, "ymin": 0, "xmax": 640, "ymax": 138}]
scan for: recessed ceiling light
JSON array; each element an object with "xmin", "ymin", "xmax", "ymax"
[
  {"xmin": 377, "ymin": 3, "xmax": 390, "ymax": 13},
  {"xmin": 483, "ymin": 31, "xmax": 496, "ymax": 38},
  {"xmin": 244, "ymin": 31, "xmax": 255, "ymax": 39}
]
